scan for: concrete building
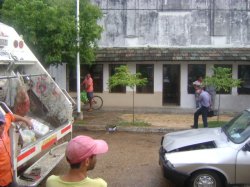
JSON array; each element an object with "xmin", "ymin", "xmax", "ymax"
[{"xmin": 69, "ymin": 0, "xmax": 250, "ymax": 112}]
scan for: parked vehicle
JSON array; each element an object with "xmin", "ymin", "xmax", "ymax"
[
  {"xmin": 0, "ymin": 22, "xmax": 74, "ymax": 186},
  {"xmin": 159, "ymin": 108, "xmax": 250, "ymax": 187}
]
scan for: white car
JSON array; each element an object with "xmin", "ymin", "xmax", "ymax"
[{"xmin": 159, "ymin": 109, "xmax": 250, "ymax": 187}]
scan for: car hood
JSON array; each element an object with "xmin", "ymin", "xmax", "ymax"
[{"xmin": 162, "ymin": 127, "xmax": 228, "ymax": 152}]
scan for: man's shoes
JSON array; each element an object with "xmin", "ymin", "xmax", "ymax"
[
  {"xmin": 87, "ymin": 108, "xmax": 92, "ymax": 112},
  {"xmin": 190, "ymin": 125, "xmax": 197, "ymax": 129}
]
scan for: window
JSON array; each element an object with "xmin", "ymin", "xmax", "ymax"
[
  {"xmin": 136, "ymin": 64, "xmax": 154, "ymax": 93},
  {"xmin": 214, "ymin": 64, "xmax": 232, "ymax": 94},
  {"xmin": 81, "ymin": 64, "xmax": 103, "ymax": 93},
  {"xmin": 238, "ymin": 65, "xmax": 250, "ymax": 94},
  {"xmin": 188, "ymin": 64, "xmax": 206, "ymax": 94},
  {"xmin": 109, "ymin": 64, "xmax": 126, "ymax": 93}
]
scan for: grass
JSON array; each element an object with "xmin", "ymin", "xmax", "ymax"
[
  {"xmin": 199, "ymin": 120, "xmax": 228, "ymax": 128},
  {"xmin": 118, "ymin": 120, "xmax": 151, "ymax": 127},
  {"xmin": 74, "ymin": 119, "xmax": 86, "ymax": 125},
  {"xmin": 73, "ymin": 119, "xmax": 151, "ymax": 127},
  {"xmin": 73, "ymin": 117, "xmax": 229, "ymax": 128},
  {"xmin": 119, "ymin": 120, "xmax": 228, "ymax": 128}
]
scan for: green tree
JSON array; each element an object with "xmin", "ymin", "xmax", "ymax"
[
  {"xmin": 1, "ymin": 0, "xmax": 102, "ymax": 66},
  {"xmin": 203, "ymin": 67, "xmax": 242, "ymax": 120},
  {"xmin": 0, "ymin": 0, "xmax": 4, "ymax": 10},
  {"xmin": 108, "ymin": 65, "xmax": 148, "ymax": 124}
]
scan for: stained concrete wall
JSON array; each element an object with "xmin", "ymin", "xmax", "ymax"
[
  {"xmin": 88, "ymin": 0, "xmax": 250, "ymax": 112},
  {"xmin": 92, "ymin": 0, "xmax": 250, "ymax": 47}
]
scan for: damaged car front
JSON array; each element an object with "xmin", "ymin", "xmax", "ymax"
[{"xmin": 159, "ymin": 109, "xmax": 250, "ymax": 187}]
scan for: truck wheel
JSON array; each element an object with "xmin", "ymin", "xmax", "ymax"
[{"xmin": 189, "ymin": 170, "xmax": 223, "ymax": 187}]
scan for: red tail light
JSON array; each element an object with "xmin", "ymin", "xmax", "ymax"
[
  {"xmin": 19, "ymin": 40, "xmax": 24, "ymax": 48},
  {"xmin": 13, "ymin": 40, "xmax": 24, "ymax": 48},
  {"xmin": 14, "ymin": 40, "xmax": 18, "ymax": 48}
]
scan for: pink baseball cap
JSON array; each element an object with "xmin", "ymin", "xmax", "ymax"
[{"xmin": 66, "ymin": 135, "xmax": 108, "ymax": 164}]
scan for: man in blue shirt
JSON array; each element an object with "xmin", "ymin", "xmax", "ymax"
[{"xmin": 191, "ymin": 87, "xmax": 211, "ymax": 128}]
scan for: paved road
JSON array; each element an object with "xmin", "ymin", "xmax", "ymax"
[{"xmin": 38, "ymin": 130, "xmax": 176, "ymax": 187}]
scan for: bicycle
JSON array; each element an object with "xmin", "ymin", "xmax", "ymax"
[
  {"xmin": 70, "ymin": 91, "xmax": 103, "ymax": 111},
  {"xmin": 80, "ymin": 91, "xmax": 103, "ymax": 110}
]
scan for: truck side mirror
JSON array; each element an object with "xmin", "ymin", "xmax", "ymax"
[{"xmin": 242, "ymin": 141, "xmax": 250, "ymax": 152}]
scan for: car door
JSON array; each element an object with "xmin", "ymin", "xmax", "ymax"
[{"xmin": 235, "ymin": 140, "xmax": 250, "ymax": 184}]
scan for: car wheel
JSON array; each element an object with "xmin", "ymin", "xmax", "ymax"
[{"xmin": 189, "ymin": 170, "xmax": 223, "ymax": 187}]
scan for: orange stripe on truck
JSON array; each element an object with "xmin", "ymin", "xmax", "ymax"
[{"xmin": 42, "ymin": 135, "xmax": 57, "ymax": 150}]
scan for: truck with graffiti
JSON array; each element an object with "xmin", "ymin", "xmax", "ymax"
[{"xmin": 0, "ymin": 22, "xmax": 74, "ymax": 186}]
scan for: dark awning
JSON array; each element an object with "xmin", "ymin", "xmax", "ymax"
[{"xmin": 95, "ymin": 48, "xmax": 250, "ymax": 62}]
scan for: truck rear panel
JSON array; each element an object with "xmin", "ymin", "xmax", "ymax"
[{"xmin": 0, "ymin": 22, "xmax": 74, "ymax": 186}]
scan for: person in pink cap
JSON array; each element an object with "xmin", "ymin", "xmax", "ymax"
[{"xmin": 46, "ymin": 135, "xmax": 109, "ymax": 187}]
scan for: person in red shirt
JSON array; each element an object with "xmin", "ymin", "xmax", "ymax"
[
  {"xmin": 13, "ymin": 87, "xmax": 30, "ymax": 117},
  {"xmin": 81, "ymin": 73, "xmax": 94, "ymax": 111},
  {"xmin": 0, "ymin": 111, "xmax": 32, "ymax": 187}
]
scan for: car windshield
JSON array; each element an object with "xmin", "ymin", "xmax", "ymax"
[{"xmin": 222, "ymin": 110, "xmax": 250, "ymax": 144}]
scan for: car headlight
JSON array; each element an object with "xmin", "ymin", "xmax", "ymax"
[{"xmin": 166, "ymin": 160, "xmax": 175, "ymax": 169}]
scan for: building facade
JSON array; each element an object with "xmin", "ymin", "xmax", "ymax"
[{"xmin": 69, "ymin": 0, "xmax": 250, "ymax": 112}]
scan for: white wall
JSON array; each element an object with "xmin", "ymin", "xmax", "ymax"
[
  {"xmin": 180, "ymin": 62, "xmax": 250, "ymax": 112},
  {"xmin": 155, "ymin": 63, "xmax": 163, "ymax": 92},
  {"xmin": 99, "ymin": 61, "xmax": 250, "ymax": 112}
]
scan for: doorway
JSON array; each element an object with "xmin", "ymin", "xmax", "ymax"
[{"xmin": 163, "ymin": 65, "xmax": 180, "ymax": 105}]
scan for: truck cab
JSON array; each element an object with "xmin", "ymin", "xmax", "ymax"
[{"xmin": 0, "ymin": 22, "xmax": 74, "ymax": 186}]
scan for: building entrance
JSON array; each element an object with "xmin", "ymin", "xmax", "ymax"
[{"xmin": 163, "ymin": 65, "xmax": 180, "ymax": 105}]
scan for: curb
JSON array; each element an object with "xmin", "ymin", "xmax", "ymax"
[{"xmin": 73, "ymin": 124, "xmax": 189, "ymax": 133}]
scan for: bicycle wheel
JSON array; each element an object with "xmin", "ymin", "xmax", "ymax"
[{"xmin": 92, "ymin": 96, "xmax": 103, "ymax": 110}]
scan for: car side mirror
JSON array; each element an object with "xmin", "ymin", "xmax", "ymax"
[{"xmin": 242, "ymin": 141, "xmax": 250, "ymax": 152}]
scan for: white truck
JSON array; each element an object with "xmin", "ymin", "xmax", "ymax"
[{"xmin": 0, "ymin": 22, "xmax": 74, "ymax": 186}]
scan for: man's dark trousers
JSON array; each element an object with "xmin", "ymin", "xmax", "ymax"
[{"xmin": 193, "ymin": 106, "xmax": 209, "ymax": 128}]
